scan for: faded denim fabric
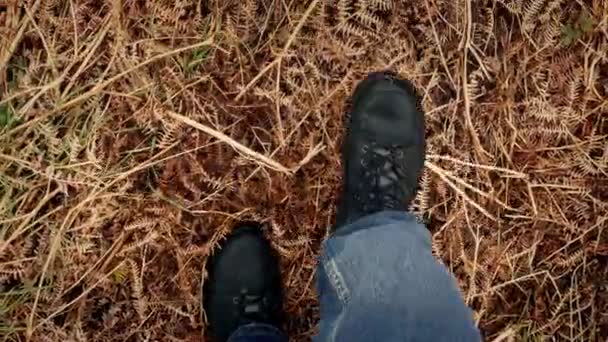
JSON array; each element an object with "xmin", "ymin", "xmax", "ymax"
[{"xmin": 228, "ymin": 211, "xmax": 481, "ymax": 342}]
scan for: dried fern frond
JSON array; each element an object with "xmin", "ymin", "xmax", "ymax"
[
  {"xmin": 353, "ymin": 10, "xmax": 384, "ymax": 30},
  {"xmin": 3, "ymin": 0, "xmax": 606, "ymax": 339},
  {"xmin": 526, "ymin": 97, "xmax": 558, "ymax": 122},
  {"xmin": 539, "ymin": 0, "xmax": 565, "ymax": 22},
  {"xmin": 35, "ymin": 122, "xmax": 62, "ymax": 156},
  {"xmin": 67, "ymin": 134, "xmax": 83, "ymax": 163},
  {"xmin": 522, "ymin": 0, "xmax": 546, "ymax": 30},
  {"xmin": 498, "ymin": 0, "xmax": 524, "ymax": 14},
  {"xmin": 155, "ymin": 301, "xmax": 196, "ymax": 321},
  {"xmin": 550, "ymin": 287, "xmax": 575, "ymax": 319},
  {"xmin": 128, "ymin": 259, "xmax": 147, "ymax": 323},
  {"xmin": 571, "ymin": 201, "xmax": 592, "ymax": 222},
  {"xmin": 431, "ymin": 235, "xmax": 444, "ymax": 257},
  {"xmin": 467, "ymin": 68, "xmax": 487, "ymax": 99},
  {"xmin": 555, "ymin": 249, "xmax": 585, "ymax": 268},
  {"xmin": 338, "ymin": 21, "xmax": 381, "ymax": 41},
  {"xmin": 124, "ymin": 218, "xmax": 157, "ymax": 231},
  {"xmin": 337, "ymin": 0, "xmax": 354, "ymax": 23},
  {"xmin": 539, "ymin": 18, "xmax": 561, "ymax": 47},
  {"xmin": 566, "ymin": 68, "xmax": 583, "ymax": 109},
  {"xmin": 369, "ymin": 0, "xmax": 393, "ymax": 11},
  {"xmin": 411, "ymin": 167, "xmax": 432, "ymax": 214},
  {"xmin": 533, "ymin": 68, "xmax": 551, "ymax": 98},
  {"xmin": 0, "ymin": 266, "xmax": 26, "ymax": 280},
  {"xmin": 574, "ymin": 154, "xmax": 605, "ymax": 176},
  {"xmin": 121, "ymin": 232, "xmax": 160, "ymax": 255},
  {"xmin": 157, "ymin": 120, "xmax": 182, "ymax": 149}
]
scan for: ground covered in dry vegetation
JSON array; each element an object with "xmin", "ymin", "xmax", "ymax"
[{"xmin": 1, "ymin": 0, "xmax": 607, "ymax": 340}]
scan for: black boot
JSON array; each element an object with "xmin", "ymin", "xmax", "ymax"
[
  {"xmin": 203, "ymin": 226, "xmax": 283, "ymax": 342},
  {"xmin": 335, "ymin": 71, "xmax": 426, "ymax": 229}
]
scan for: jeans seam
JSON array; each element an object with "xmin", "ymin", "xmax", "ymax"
[
  {"xmin": 315, "ymin": 211, "xmax": 481, "ymax": 341},
  {"xmin": 321, "ymin": 243, "xmax": 349, "ymax": 342},
  {"xmin": 322, "ymin": 243, "xmax": 350, "ymax": 305},
  {"xmin": 328, "ymin": 303, "xmax": 345, "ymax": 342}
]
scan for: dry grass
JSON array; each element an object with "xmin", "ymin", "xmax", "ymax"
[{"xmin": 1, "ymin": 0, "xmax": 607, "ymax": 341}]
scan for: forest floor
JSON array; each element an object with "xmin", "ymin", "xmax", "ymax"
[{"xmin": 1, "ymin": 0, "xmax": 607, "ymax": 341}]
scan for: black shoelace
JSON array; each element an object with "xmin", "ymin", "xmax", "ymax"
[{"xmin": 356, "ymin": 142, "xmax": 407, "ymax": 213}]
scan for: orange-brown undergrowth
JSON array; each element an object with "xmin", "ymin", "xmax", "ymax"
[{"xmin": 1, "ymin": 0, "xmax": 607, "ymax": 340}]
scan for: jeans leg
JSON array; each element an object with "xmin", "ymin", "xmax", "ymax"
[
  {"xmin": 315, "ymin": 211, "xmax": 481, "ymax": 342},
  {"xmin": 227, "ymin": 323, "xmax": 288, "ymax": 342}
]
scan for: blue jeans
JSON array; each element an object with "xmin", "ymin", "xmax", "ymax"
[{"xmin": 228, "ymin": 211, "xmax": 481, "ymax": 342}]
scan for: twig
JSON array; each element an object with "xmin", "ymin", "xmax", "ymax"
[
  {"xmin": 427, "ymin": 154, "xmax": 527, "ymax": 178},
  {"xmin": 60, "ymin": 15, "xmax": 112, "ymax": 98},
  {"xmin": 0, "ymin": 88, "xmax": 40, "ymax": 106},
  {"xmin": 461, "ymin": 0, "xmax": 490, "ymax": 160},
  {"xmin": 34, "ymin": 261, "xmax": 126, "ymax": 331},
  {"xmin": 8, "ymin": 38, "xmax": 216, "ymax": 137},
  {"xmin": 423, "ymin": 0, "xmax": 456, "ymax": 88},
  {"xmin": 24, "ymin": 5, "xmax": 57, "ymax": 76},
  {"xmin": 426, "ymin": 161, "xmax": 496, "ymax": 220},
  {"xmin": 293, "ymin": 141, "xmax": 326, "ymax": 171},
  {"xmin": 465, "ymin": 209, "xmax": 482, "ymax": 302},
  {"xmin": 27, "ymin": 194, "xmax": 100, "ymax": 339},
  {"xmin": 490, "ymin": 328, "xmax": 516, "ymax": 342},
  {"xmin": 0, "ymin": 188, "xmax": 62, "ymax": 257},
  {"xmin": 442, "ymin": 167, "xmax": 518, "ymax": 211},
  {"xmin": 235, "ymin": 0, "xmax": 320, "ymax": 100},
  {"xmin": 168, "ymin": 111, "xmax": 292, "ymax": 173},
  {"xmin": 539, "ymin": 216, "xmax": 608, "ymax": 265},
  {"xmin": 487, "ymin": 270, "xmax": 548, "ymax": 294},
  {"xmin": 57, "ymin": 38, "xmax": 215, "ymax": 113},
  {"xmin": 244, "ymin": 72, "xmax": 350, "ymax": 182},
  {"xmin": 235, "ymin": 60, "xmax": 279, "ymax": 101},
  {"xmin": 274, "ymin": 63, "xmax": 285, "ymax": 144},
  {"xmin": 0, "ymin": 0, "xmax": 43, "ymax": 75},
  {"xmin": 60, "ymin": 233, "xmax": 126, "ymax": 299},
  {"xmin": 6, "ymin": 40, "xmax": 213, "ymax": 138},
  {"xmin": 24, "ymin": 141, "xmax": 189, "ymax": 338},
  {"xmin": 526, "ymin": 183, "xmax": 539, "ymax": 216}
]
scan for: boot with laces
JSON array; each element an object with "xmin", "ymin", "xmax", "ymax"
[
  {"xmin": 335, "ymin": 71, "xmax": 426, "ymax": 229},
  {"xmin": 203, "ymin": 226, "xmax": 283, "ymax": 342}
]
